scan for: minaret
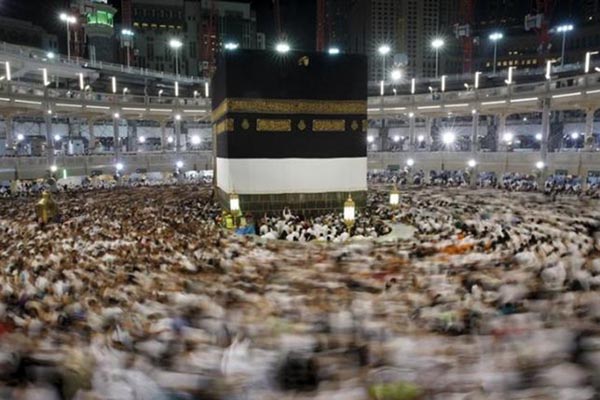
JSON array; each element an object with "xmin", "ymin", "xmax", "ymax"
[{"xmin": 77, "ymin": 0, "xmax": 118, "ymax": 63}]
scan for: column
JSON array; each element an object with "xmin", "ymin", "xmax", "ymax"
[
  {"xmin": 44, "ymin": 109, "xmax": 54, "ymax": 166},
  {"xmin": 409, "ymin": 113, "xmax": 416, "ymax": 151},
  {"xmin": 497, "ymin": 113, "xmax": 507, "ymax": 152},
  {"xmin": 5, "ymin": 115, "xmax": 13, "ymax": 153},
  {"xmin": 175, "ymin": 117, "xmax": 182, "ymax": 154},
  {"xmin": 425, "ymin": 117, "xmax": 433, "ymax": 150},
  {"xmin": 380, "ymin": 119, "xmax": 388, "ymax": 151},
  {"xmin": 113, "ymin": 115, "xmax": 120, "ymax": 161},
  {"xmin": 88, "ymin": 119, "xmax": 96, "ymax": 153},
  {"xmin": 128, "ymin": 120, "xmax": 138, "ymax": 153},
  {"xmin": 471, "ymin": 110, "xmax": 480, "ymax": 188},
  {"xmin": 160, "ymin": 120, "xmax": 168, "ymax": 152},
  {"xmin": 539, "ymin": 98, "xmax": 551, "ymax": 187},
  {"xmin": 585, "ymin": 108, "xmax": 596, "ymax": 151}
]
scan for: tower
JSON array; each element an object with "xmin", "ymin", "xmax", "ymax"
[{"xmin": 72, "ymin": 0, "xmax": 117, "ymax": 63}]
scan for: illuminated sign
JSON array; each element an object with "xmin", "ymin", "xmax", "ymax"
[{"xmin": 87, "ymin": 10, "xmax": 114, "ymax": 27}]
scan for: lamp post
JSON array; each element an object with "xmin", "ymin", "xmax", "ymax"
[
  {"xmin": 431, "ymin": 39, "xmax": 444, "ymax": 78},
  {"xmin": 59, "ymin": 13, "xmax": 77, "ymax": 62},
  {"xmin": 169, "ymin": 39, "xmax": 183, "ymax": 75},
  {"xmin": 378, "ymin": 45, "xmax": 391, "ymax": 95},
  {"xmin": 121, "ymin": 29, "xmax": 135, "ymax": 68},
  {"xmin": 556, "ymin": 24, "xmax": 574, "ymax": 67},
  {"xmin": 229, "ymin": 192, "xmax": 241, "ymax": 227},
  {"xmin": 115, "ymin": 162, "xmax": 124, "ymax": 178},
  {"xmin": 343, "ymin": 194, "xmax": 356, "ymax": 229},
  {"xmin": 535, "ymin": 160, "xmax": 546, "ymax": 189},
  {"xmin": 175, "ymin": 160, "xmax": 184, "ymax": 181},
  {"xmin": 502, "ymin": 132, "xmax": 514, "ymax": 151},
  {"xmin": 389, "ymin": 186, "xmax": 400, "ymax": 207},
  {"xmin": 489, "ymin": 32, "xmax": 503, "ymax": 74},
  {"xmin": 467, "ymin": 159, "xmax": 477, "ymax": 187}
]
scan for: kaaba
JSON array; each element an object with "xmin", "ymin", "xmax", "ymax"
[{"xmin": 212, "ymin": 49, "xmax": 367, "ymax": 213}]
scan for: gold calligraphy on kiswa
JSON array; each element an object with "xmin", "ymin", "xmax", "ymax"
[
  {"xmin": 313, "ymin": 119, "xmax": 346, "ymax": 132},
  {"xmin": 256, "ymin": 119, "xmax": 292, "ymax": 132},
  {"xmin": 214, "ymin": 118, "xmax": 234, "ymax": 134},
  {"xmin": 212, "ymin": 98, "xmax": 366, "ymax": 122}
]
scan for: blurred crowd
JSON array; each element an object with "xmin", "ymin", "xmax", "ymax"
[
  {"xmin": 0, "ymin": 184, "xmax": 599, "ymax": 399},
  {"xmin": 368, "ymin": 170, "xmax": 600, "ymax": 197},
  {"xmin": 0, "ymin": 172, "xmax": 211, "ymax": 198},
  {"xmin": 256, "ymin": 207, "xmax": 391, "ymax": 242}
]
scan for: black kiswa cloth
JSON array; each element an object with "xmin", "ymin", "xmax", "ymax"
[
  {"xmin": 211, "ymin": 49, "xmax": 368, "ymax": 160},
  {"xmin": 216, "ymin": 130, "xmax": 367, "ymax": 159},
  {"xmin": 211, "ymin": 49, "xmax": 367, "ymax": 107}
]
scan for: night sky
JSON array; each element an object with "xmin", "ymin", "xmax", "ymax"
[
  {"xmin": 0, "ymin": 0, "xmax": 587, "ymax": 51},
  {"xmin": 0, "ymin": 0, "xmax": 316, "ymax": 50}
]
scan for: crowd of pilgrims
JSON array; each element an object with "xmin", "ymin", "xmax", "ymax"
[
  {"xmin": 368, "ymin": 170, "xmax": 600, "ymax": 196},
  {"xmin": 0, "ymin": 179, "xmax": 600, "ymax": 398},
  {"xmin": 255, "ymin": 207, "xmax": 392, "ymax": 242}
]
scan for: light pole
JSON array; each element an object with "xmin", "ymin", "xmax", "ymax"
[
  {"xmin": 431, "ymin": 39, "xmax": 444, "ymax": 78},
  {"xmin": 378, "ymin": 45, "xmax": 391, "ymax": 94},
  {"xmin": 59, "ymin": 13, "xmax": 77, "ymax": 62},
  {"xmin": 121, "ymin": 29, "xmax": 135, "ymax": 68},
  {"xmin": 489, "ymin": 32, "xmax": 503, "ymax": 74},
  {"xmin": 169, "ymin": 39, "xmax": 183, "ymax": 75},
  {"xmin": 556, "ymin": 24, "xmax": 574, "ymax": 67}
]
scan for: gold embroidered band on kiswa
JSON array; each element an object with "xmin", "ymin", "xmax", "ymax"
[
  {"xmin": 313, "ymin": 119, "xmax": 346, "ymax": 132},
  {"xmin": 256, "ymin": 119, "xmax": 292, "ymax": 132},
  {"xmin": 212, "ymin": 98, "xmax": 366, "ymax": 122},
  {"xmin": 214, "ymin": 118, "xmax": 234, "ymax": 134}
]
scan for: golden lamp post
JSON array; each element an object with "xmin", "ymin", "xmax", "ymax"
[{"xmin": 343, "ymin": 194, "xmax": 356, "ymax": 229}]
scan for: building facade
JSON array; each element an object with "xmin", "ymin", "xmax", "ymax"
[
  {"xmin": 470, "ymin": 2, "xmax": 600, "ymax": 75},
  {"xmin": 0, "ymin": 16, "xmax": 58, "ymax": 53},
  {"xmin": 396, "ymin": 0, "xmax": 443, "ymax": 79},
  {"xmin": 583, "ymin": 0, "xmax": 600, "ymax": 20},
  {"xmin": 349, "ymin": 0, "xmax": 457, "ymax": 82},
  {"xmin": 131, "ymin": 0, "xmax": 264, "ymax": 77}
]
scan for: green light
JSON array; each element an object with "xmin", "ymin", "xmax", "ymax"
[
  {"xmin": 63, "ymin": 169, "xmax": 67, "ymax": 179},
  {"xmin": 87, "ymin": 10, "xmax": 114, "ymax": 27}
]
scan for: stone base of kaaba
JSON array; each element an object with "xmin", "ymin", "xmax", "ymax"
[{"xmin": 216, "ymin": 187, "xmax": 367, "ymax": 215}]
